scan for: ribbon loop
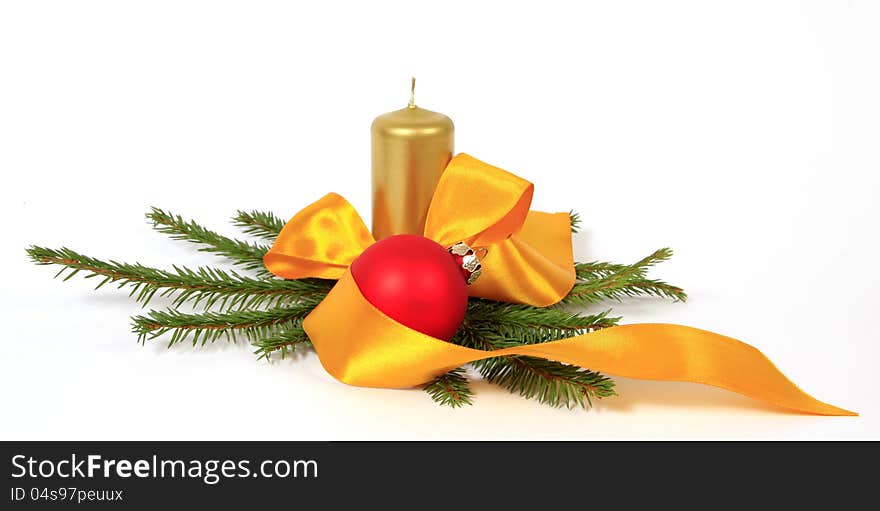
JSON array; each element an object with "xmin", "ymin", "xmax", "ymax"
[
  {"xmin": 264, "ymin": 193, "xmax": 374, "ymax": 280},
  {"xmin": 468, "ymin": 212, "xmax": 576, "ymax": 305},
  {"xmin": 424, "ymin": 153, "xmax": 534, "ymax": 247},
  {"xmin": 425, "ymin": 153, "xmax": 575, "ymax": 305}
]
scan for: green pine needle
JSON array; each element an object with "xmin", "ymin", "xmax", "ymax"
[
  {"xmin": 423, "ymin": 368, "xmax": 474, "ymax": 408},
  {"xmin": 28, "ymin": 207, "xmax": 688, "ymax": 412},
  {"xmin": 451, "ymin": 299, "xmax": 620, "ymax": 409},
  {"xmin": 26, "ymin": 246, "xmax": 333, "ymax": 310},
  {"xmin": 462, "ymin": 299, "xmax": 620, "ymax": 340},
  {"xmin": 132, "ymin": 303, "xmax": 318, "ymax": 347},
  {"xmin": 477, "ymin": 356, "xmax": 615, "ymax": 409},
  {"xmin": 233, "ymin": 210, "xmax": 287, "ymax": 241},
  {"xmin": 565, "ymin": 248, "xmax": 687, "ymax": 305},
  {"xmin": 570, "ymin": 210, "xmax": 582, "ymax": 233},
  {"xmin": 147, "ymin": 207, "xmax": 270, "ymax": 274},
  {"xmin": 253, "ymin": 327, "xmax": 312, "ymax": 361}
]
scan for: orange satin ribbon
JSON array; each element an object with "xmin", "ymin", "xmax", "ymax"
[
  {"xmin": 265, "ymin": 153, "xmax": 576, "ymax": 306},
  {"xmin": 265, "ymin": 153, "xmax": 855, "ymax": 416}
]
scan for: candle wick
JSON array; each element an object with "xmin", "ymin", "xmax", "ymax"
[{"xmin": 408, "ymin": 77, "xmax": 416, "ymax": 108}]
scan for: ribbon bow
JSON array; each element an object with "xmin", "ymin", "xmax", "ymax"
[
  {"xmin": 265, "ymin": 154, "xmax": 854, "ymax": 416},
  {"xmin": 264, "ymin": 153, "xmax": 576, "ymax": 306}
]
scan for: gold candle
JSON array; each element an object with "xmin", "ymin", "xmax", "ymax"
[{"xmin": 371, "ymin": 78, "xmax": 454, "ymax": 240}]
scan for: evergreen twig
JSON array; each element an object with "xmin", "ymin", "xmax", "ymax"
[
  {"xmin": 565, "ymin": 248, "xmax": 687, "ymax": 305},
  {"xmin": 29, "ymin": 207, "xmax": 687, "ymax": 412},
  {"xmin": 423, "ymin": 368, "xmax": 474, "ymax": 408},
  {"xmin": 450, "ymin": 300, "xmax": 620, "ymax": 409},
  {"xmin": 253, "ymin": 327, "xmax": 312, "ymax": 361},
  {"xmin": 132, "ymin": 303, "xmax": 318, "ymax": 347},
  {"xmin": 463, "ymin": 299, "xmax": 620, "ymax": 338},
  {"xmin": 574, "ymin": 261, "xmax": 630, "ymax": 281},
  {"xmin": 147, "ymin": 207, "xmax": 270, "ymax": 273},
  {"xmin": 570, "ymin": 210, "xmax": 582, "ymax": 233},
  {"xmin": 26, "ymin": 246, "xmax": 332, "ymax": 310},
  {"xmin": 477, "ymin": 356, "xmax": 615, "ymax": 409},
  {"xmin": 233, "ymin": 210, "xmax": 286, "ymax": 241}
]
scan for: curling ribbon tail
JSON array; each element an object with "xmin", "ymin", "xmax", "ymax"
[{"xmin": 304, "ymin": 272, "xmax": 856, "ymax": 417}]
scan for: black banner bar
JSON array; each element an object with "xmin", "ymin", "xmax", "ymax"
[{"xmin": 2, "ymin": 441, "xmax": 873, "ymax": 507}]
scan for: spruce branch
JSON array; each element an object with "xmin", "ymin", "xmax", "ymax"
[
  {"xmin": 233, "ymin": 210, "xmax": 286, "ymax": 241},
  {"xmin": 565, "ymin": 248, "xmax": 687, "ymax": 305},
  {"xmin": 132, "ymin": 303, "xmax": 318, "ymax": 347},
  {"xmin": 253, "ymin": 327, "xmax": 312, "ymax": 361},
  {"xmin": 575, "ymin": 247, "xmax": 672, "ymax": 280},
  {"xmin": 477, "ymin": 356, "xmax": 615, "ymax": 409},
  {"xmin": 26, "ymin": 246, "xmax": 332, "ymax": 310},
  {"xmin": 147, "ymin": 207, "xmax": 270, "ymax": 273},
  {"xmin": 463, "ymin": 299, "xmax": 620, "ymax": 339},
  {"xmin": 423, "ymin": 368, "xmax": 474, "ymax": 408},
  {"xmin": 452, "ymin": 299, "xmax": 619, "ymax": 409},
  {"xmin": 574, "ymin": 261, "xmax": 630, "ymax": 281},
  {"xmin": 28, "ymin": 205, "xmax": 687, "ymax": 411},
  {"xmin": 570, "ymin": 210, "xmax": 582, "ymax": 233}
]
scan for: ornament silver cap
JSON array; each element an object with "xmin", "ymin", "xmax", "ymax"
[{"xmin": 448, "ymin": 241, "xmax": 485, "ymax": 285}]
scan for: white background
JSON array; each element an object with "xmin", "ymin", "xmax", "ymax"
[{"xmin": 1, "ymin": 1, "xmax": 877, "ymax": 440}]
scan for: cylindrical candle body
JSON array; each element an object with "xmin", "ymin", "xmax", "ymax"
[{"xmin": 371, "ymin": 105, "xmax": 454, "ymax": 240}]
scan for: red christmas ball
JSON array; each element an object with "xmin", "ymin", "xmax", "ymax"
[{"xmin": 350, "ymin": 234, "xmax": 468, "ymax": 341}]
